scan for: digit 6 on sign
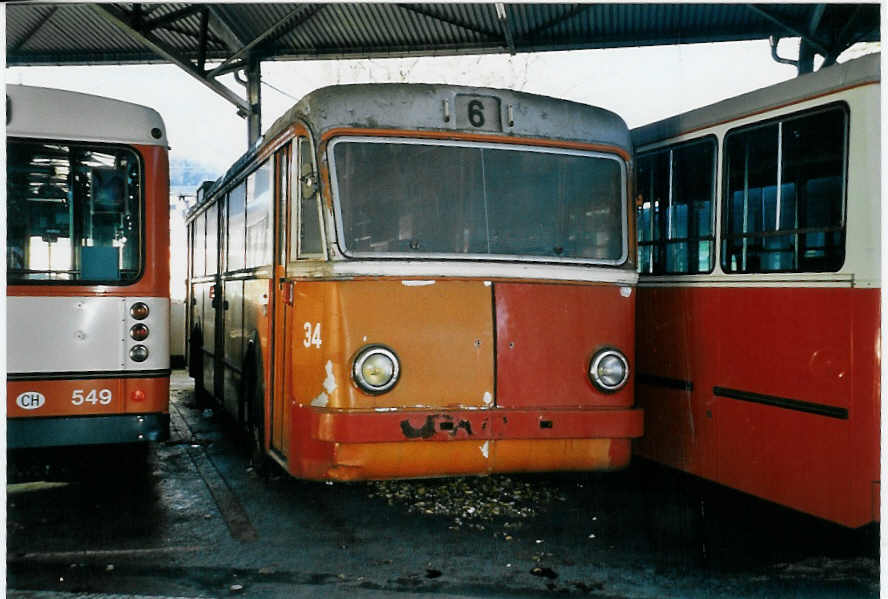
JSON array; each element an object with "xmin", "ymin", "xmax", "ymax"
[{"xmin": 468, "ymin": 100, "xmax": 485, "ymax": 128}]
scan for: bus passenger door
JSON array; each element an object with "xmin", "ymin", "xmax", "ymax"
[{"xmin": 271, "ymin": 143, "xmax": 292, "ymax": 458}]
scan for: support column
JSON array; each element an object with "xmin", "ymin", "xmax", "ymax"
[
  {"xmin": 247, "ymin": 55, "xmax": 262, "ymax": 147},
  {"xmin": 797, "ymin": 40, "xmax": 816, "ymax": 75}
]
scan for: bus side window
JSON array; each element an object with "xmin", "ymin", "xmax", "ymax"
[
  {"xmin": 297, "ymin": 136, "xmax": 324, "ymax": 258},
  {"xmin": 636, "ymin": 138, "xmax": 715, "ymax": 275},
  {"xmin": 228, "ymin": 182, "xmax": 247, "ymax": 271},
  {"xmin": 721, "ymin": 105, "xmax": 846, "ymax": 274},
  {"xmin": 193, "ymin": 210, "xmax": 206, "ymax": 277}
]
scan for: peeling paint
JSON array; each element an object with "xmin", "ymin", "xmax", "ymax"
[
  {"xmin": 482, "ymin": 391, "xmax": 493, "ymax": 406},
  {"xmin": 311, "ymin": 392, "xmax": 329, "ymax": 407},
  {"xmin": 400, "ymin": 416, "xmax": 438, "ymax": 439},
  {"xmin": 480, "ymin": 441, "xmax": 490, "ymax": 458},
  {"xmin": 400, "ymin": 414, "xmax": 473, "ymax": 439},
  {"xmin": 322, "ymin": 360, "xmax": 338, "ymax": 394},
  {"xmin": 401, "ymin": 280, "xmax": 436, "ymax": 287}
]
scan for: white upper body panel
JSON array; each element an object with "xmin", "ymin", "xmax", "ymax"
[
  {"xmin": 632, "ymin": 54, "xmax": 880, "ymax": 288},
  {"xmin": 7, "ymin": 296, "xmax": 170, "ymax": 374},
  {"xmin": 6, "ymin": 84, "xmax": 168, "ymax": 147}
]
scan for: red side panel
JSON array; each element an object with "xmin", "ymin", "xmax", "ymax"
[
  {"xmin": 495, "ymin": 282, "xmax": 635, "ymax": 409},
  {"xmin": 636, "ymin": 285, "xmax": 880, "ymax": 528},
  {"xmin": 716, "ymin": 287, "xmax": 879, "ymax": 527},
  {"xmin": 635, "ymin": 287, "xmax": 719, "ymax": 479}
]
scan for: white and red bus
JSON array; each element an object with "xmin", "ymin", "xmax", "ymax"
[
  {"xmin": 7, "ymin": 85, "xmax": 171, "ymax": 448},
  {"xmin": 186, "ymin": 83, "xmax": 643, "ymax": 481},
  {"xmin": 633, "ymin": 53, "xmax": 880, "ymax": 527}
]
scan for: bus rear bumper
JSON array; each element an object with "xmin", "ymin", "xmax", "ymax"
[
  {"xmin": 295, "ymin": 406, "xmax": 643, "ymax": 480},
  {"xmin": 8, "ymin": 413, "xmax": 170, "ymax": 449}
]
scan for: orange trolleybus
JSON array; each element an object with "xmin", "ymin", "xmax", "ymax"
[
  {"xmin": 186, "ymin": 83, "xmax": 643, "ymax": 481},
  {"xmin": 7, "ymin": 85, "xmax": 171, "ymax": 448},
  {"xmin": 633, "ymin": 53, "xmax": 880, "ymax": 527}
]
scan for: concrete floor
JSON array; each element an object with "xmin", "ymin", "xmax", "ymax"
[{"xmin": 7, "ymin": 371, "xmax": 879, "ymax": 598}]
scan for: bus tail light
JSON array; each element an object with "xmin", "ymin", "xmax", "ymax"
[
  {"xmin": 130, "ymin": 345, "xmax": 149, "ymax": 362},
  {"xmin": 589, "ymin": 348, "xmax": 629, "ymax": 393},
  {"xmin": 130, "ymin": 302, "xmax": 150, "ymax": 320},
  {"xmin": 353, "ymin": 346, "xmax": 400, "ymax": 394},
  {"xmin": 130, "ymin": 323, "xmax": 149, "ymax": 341}
]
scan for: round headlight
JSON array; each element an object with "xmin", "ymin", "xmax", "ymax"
[
  {"xmin": 130, "ymin": 302, "xmax": 150, "ymax": 320},
  {"xmin": 130, "ymin": 345, "xmax": 150, "ymax": 362},
  {"xmin": 589, "ymin": 348, "xmax": 629, "ymax": 392},
  {"xmin": 353, "ymin": 346, "xmax": 400, "ymax": 394},
  {"xmin": 130, "ymin": 323, "xmax": 149, "ymax": 341}
]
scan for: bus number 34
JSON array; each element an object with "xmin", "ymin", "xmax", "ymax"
[
  {"xmin": 72, "ymin": 389, "xmax": 113, "ymax": 406},
  {"xmin": 303, "ymin": 322, "xmax": 322, "ymax": 348}
]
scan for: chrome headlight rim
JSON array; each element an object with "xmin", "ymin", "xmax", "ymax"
[
  {"xmin": 353, "ymin": 345, "xmax": 400, "ymax": 395},
  {"xmin": 588, "ymin": 347, "xmax": 630, "ymax": 393}
]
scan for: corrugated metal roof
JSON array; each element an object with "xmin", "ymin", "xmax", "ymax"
[{"xmin": 7, "ymin": 3, "xmax": 880, "ymax": 65}]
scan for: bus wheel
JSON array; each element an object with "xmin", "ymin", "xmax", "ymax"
[
  {"xmin": 189, "ymin": 328, "xmax": 210, "ymax": 408},
  {"xmin": 244, "ymin": 338, "xmax": 267, "ymax": 473}
]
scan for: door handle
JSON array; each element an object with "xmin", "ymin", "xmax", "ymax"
[{"xmin": 281, "ymin": 280, "xmax": 294, "ymax": 306}]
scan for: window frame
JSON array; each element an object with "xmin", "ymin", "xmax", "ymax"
[
  {"xmin": 327, "ymin": 135, "xmax": 629, "ymax": 266},
  {"xmin": 293, "ymin": 136, "xmax": 326, "ymax": 261},
  {"xmin": 6, "ymin": 138, "xmax": 147, "ymax": 286},
  {"xmin": 719, "ymin": 101, "xmax": 849, "ymax": 275},
  {"xmin": 635, "ymin": 134, "xmax": 718, "ymax": 276},
  {"xmin": 225, "ymin": 180, "xmax": 248, "ymax": 273}
]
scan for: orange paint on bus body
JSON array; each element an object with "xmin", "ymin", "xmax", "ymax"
[
  {"xmin": 8, "ymin": 377, "xmax": 170, "ymax": 418},
  {"xmin": 275, "ymin": 279, "xmax": 642, "ymax": 480}
]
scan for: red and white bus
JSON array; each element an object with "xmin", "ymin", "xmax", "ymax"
[
  {"xmin": 186, "ymin": 83, "xmax": 643, "ymax": 481},
  {"xmin": 633, "ymin": 53, "xmax": 880, "ymax": 527},
  {"xmin": 7, "ymin": 85, "xmax": 171, "ymax": 448}
]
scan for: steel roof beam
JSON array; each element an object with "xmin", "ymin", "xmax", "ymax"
[
  {"xmin": 807, "ymin": 4, "xmax": 826, "ymax": 38},
  {"xmin": 89, "ymin": 4, "xmax": 249, "ymax": 113},
  {"xmin": 396, "ymin": 5, "xmax": 500, "ymax": 40},
  {"xmin": 207, "ymin": 5, "xmax": 325, "ymax": 78},
  {"xmin": 207, "ymin": 6, "xmax": 248, "ymax": 52},
  {"xmin": 198, "ymin": 8, "xmax": 210, "ymax": 72},
  {"xmin": 495, "ymin": 4, "xmax": 517, "ymax": 55},
  {"xmin": 143, "ymin": 6, "xmax": 203, "ymax": 31},
  {"xmin": 521, "ymin": 5, "xmax": 590, "ymax": 42},
  {"xmin": 10, "ymin": 6, "xmax": 58, "ymax": 53},
  {"xmin": 745, "ymin": 4, "xmax": 830, "ymax": 57}
]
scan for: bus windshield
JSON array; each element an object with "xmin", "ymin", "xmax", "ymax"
[
  {"xmin": 7, "ymin": 140, "xmax": 143, "ymax": 283},
  {"xmin": 330, "ymin": 138, "xmax": 626, "ymax": 263}
]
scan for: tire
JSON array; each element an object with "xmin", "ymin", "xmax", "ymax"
[
  {"xmin": 243, "ymin": 337, "xmax": 268, "ymax": 473},
  {"xmin": 189, "ymin": 328, "xmax": 210, "ymax": 408}
]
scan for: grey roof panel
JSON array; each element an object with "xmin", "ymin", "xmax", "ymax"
[{"xmin": 190, "ymin": 82, "xmax": 631, "ymax": 217}]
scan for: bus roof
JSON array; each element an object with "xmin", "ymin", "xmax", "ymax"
[
  {"xmin": 6, "ymin": 84, "xmax": 168, "ymax": 147},
  {"xmin": 190, "ymin": 83, "xmax": 631, "ymax": 217},
  {"xmin": 632, "ymin": 52, "xmax": 880, "ymax": 149},
  {"xmin": 269, "ymin": 83, "xmax": 631, "ymax": 150}
]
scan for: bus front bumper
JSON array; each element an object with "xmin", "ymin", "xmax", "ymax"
[{"xmin": 296, "ymin": 406, "xmax": 643, "ymax": 480}]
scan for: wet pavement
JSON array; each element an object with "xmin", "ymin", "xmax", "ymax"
[{"xmin": 7, "ymin": 371, "xmax": 879, "ymax": 598}]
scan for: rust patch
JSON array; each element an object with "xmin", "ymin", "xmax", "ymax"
[{"xmin": 400, "ymin": 414, "xmax": 474, "ymax": 439}]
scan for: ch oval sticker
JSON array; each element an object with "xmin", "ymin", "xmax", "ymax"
[{"xmin": 16, "ymin": 391, "xmax": 45, "ymax": 410}]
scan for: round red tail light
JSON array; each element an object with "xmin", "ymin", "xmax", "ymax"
[{"xmin": 130, "ymin": 323, "xmax": 149, "ymax": 341}]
